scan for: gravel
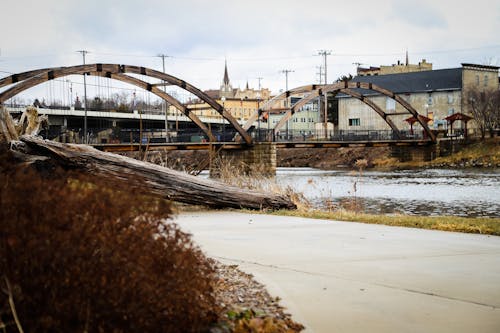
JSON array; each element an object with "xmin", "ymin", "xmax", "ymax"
[{"xmin": 212, "ymin": 262, "xmax": 304, "ymax": 332}]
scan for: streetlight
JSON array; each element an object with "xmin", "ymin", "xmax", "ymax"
[
  {"xmin": 77, "ymin": 50, "xmax": 89, "ymax": 143},
  {"xmin": 221, "ymin": 96, "xmax": 226, "ymax": 141},
  {"xmin": 280, "ymin": 69, "xmax": 294, "ymax": 140},
  {"xmin": 157, "ymin": 53, "xmax": 170, "ymax": 142}
]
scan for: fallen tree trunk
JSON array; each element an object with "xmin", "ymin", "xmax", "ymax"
[
  {"xmin": 22, "ymin": 136, "xmax": 298, "ymax": 209},
  {"xmin": 1, "ymin": 108, "xmax": 295, "ymax": 210}
]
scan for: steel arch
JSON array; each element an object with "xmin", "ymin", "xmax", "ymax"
[
  {"xmin": 245, "ymin": 82, "xmax": 435, "ymax": 142},
  {"xmin": 0, "ymin": 64, "xmax": 251, "ymax": 144}
]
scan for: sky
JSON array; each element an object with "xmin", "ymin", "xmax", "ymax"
[{"xmin": 1, "ymin": 0, "xmax": 499, "ymax": 103}]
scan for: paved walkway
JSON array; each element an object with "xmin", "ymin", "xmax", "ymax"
[{"xmin": 174, "ymin": 211, "xmax": 500, "ymax": 333}]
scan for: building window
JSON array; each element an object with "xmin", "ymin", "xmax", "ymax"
[
  {"xmin": 476, "ymin": 75, "xmax": 480, "ymax": 86},
  {"xmin": 427, "ymin": 93, "xmax": 433, "ymax": 105},
  {"xmin": 349, "ymin": 118, "xmax": 360, "ymax": 126},
  {"xmin": 386, "ymin": 97, "xmax": 396, "ymax": 111},
  {"xmin": 484, "ymin": 75, "xmax": 489, "ymax": 87},
  {"xmin": 447, "ymin": 93, "xmax": 454, "ymax": 104}
]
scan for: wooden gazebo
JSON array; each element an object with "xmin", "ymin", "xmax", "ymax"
[
  {"xmin": 444, "ymin": 113, "xmax": 473, "ymax": 138},
  {"xmin": 404, "ymin": 114, "xmax": 432, "ymax": 136}
]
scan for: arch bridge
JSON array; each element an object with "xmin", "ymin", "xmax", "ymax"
[
  {"xmin": 0, "ymin": 63, "xmax": 252, "ymax": 144},
  {"xmin": 245, "ymin": 81, "xmax": 436, "ymax": 143},
  {"xmin": 0, "ymin": 64, "xmax": 436, "ymax": 147}
]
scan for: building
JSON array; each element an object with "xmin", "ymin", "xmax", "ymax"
[
  {"xmin": 186, "ymin": 61, "xmax": 271, "ymax": 122},
  {"xmin": 338, "ymin": 63, "xmax": 500, "ymax": 136},
  {"xmin": 357, "ymin": 53, "xmax": 433, "ymax": 76}
]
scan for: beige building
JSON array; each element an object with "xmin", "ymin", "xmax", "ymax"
[
  {"xmin": 338, "ymin": 63, "xmax": 499, "ymax": 136},
  {"xmin": 357, "ymin": 53, "xmax": 433, "ymax": 76},
  {"xmin": 185, "ymin": 61, "xmax": 270, "ymax": 122}
]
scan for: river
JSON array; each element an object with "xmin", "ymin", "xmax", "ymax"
[{"xmin": 275, "ymin": 168, "xmax": 500, "ymax": 218}]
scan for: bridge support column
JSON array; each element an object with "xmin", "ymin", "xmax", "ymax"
[
  {"xmin": 210, "ymin": 143, "xmax": 277, "ymax": 178},
  {"xmin": 391, "ymin": 145, "xmax": 438, "ymax": 162}
]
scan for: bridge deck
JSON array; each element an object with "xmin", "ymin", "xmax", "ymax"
[{"xmin": 93, "ymin": 139, "xmax": 433, "ymax": 152}]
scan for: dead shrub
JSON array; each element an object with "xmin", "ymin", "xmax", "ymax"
[{"xmin": 0, "ymin": 149, "xmax": 218, "ymax": 332}]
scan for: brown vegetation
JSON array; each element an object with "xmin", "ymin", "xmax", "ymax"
[
  {"xmin": 466, "ymin": 87, "xmax": 500, "ymax": 139},
  {"xmin": 0, "ymin": 149, "xmax": 219, "ymax": 332}
]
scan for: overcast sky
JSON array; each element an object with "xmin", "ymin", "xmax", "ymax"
[{"xmin": 1, "ymin": 0, "xmax": 499, "ymax": 101}]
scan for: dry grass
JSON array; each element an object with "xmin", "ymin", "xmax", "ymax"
[
  {"xmin": 264, "ymin": 209, "xmax": 500, "ymax": 236},
  {"xmin": 210, "ymin": 150, "xmax": 500, "ymax": 236},
  {"xmin": 430, "ymin": 138, "xmax": 500, "ymax": 166},
  {"xmin": 373, "ymin": 138, "xmax": 500, "ymax": 170}
]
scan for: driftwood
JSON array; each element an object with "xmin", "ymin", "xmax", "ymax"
[{"xmin": 1, "ymin": 107, "xmax": 296, "ymax": 210}]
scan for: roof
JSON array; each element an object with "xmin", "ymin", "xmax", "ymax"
[
  {"xmin": 444, "ymin": 112, "xmax": 473, "ymax": 122},
  {"xmin": 223, "ymin": 60, "xmax": 230, "ymax": 85},
  {"xmin": 339, "ymin": 68, "xmax": 463, "ymax": 97},
  {"xmin": 203, "ymin": 89, "xmax": 220, "ymax": 99},
  {"xmin": 404, "ymin": 114, "xmax": 432, "ymax": 124},
  {"xmin": 461, "ymin": 63, "xmax": 500, "ymax": 70}
]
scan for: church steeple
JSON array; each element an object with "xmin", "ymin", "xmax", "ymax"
[
  {"xmin": 220, "ymin": 59, "xmax": 233, "ymax": 98},
  {"xmin": 223, "ymin": 59, "xmax": 230, "ymax": 85}
]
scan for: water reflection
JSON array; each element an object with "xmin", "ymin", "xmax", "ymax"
[{"xmin": 276, "ymin": 168, "xmax": 500, "ymax": 218}]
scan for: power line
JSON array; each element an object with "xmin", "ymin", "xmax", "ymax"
[
  {"xmin": 157, "ymin": 53, "xmax": 171, "ymax": 142},
  {"xmin": 318, "ymin": 50, "xmax": 331, "ymax": 84}
]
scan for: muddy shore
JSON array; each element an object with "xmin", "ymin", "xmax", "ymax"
[
  {"xmin": 141, "ymin": 146, "xmax": 393, "ymax": 171},
  {"xmin": 134, "ymin": 138, "xmax": 499, "ymax": 171}
]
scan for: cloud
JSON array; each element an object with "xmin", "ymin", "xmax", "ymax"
[
  {"xmin": 390, "ymin": 1, "xmax": 448, "ymax": 29},
  {"xmin": 1, "ymin": 0, "xmax": 499, "ymax": 98}
]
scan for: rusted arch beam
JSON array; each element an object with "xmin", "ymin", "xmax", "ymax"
[
  {"xmin": 341, "ymin": 88, "xmax": 402, "ymax": 139},
  {"xmin": 339, "ymin": 82, "xmax": 436, "ymax": 142},
  {"xmin": 90, "ymin": 71, "xmax": 215, "ymax": 142},
  {"xmin": 110, "ymin": 65, "xmax": 252, "ymax": 144},
  {"xmin": 273, "ymin": 89, "xmax": 327, "ymax": 135},
  {"xmin": 259, "ymin": 84, "xmax": 320, "ymax": 111},
  {"xmin": 0, "ymin": 67, "xmax": 66, "ymax": 88},
  {"xmin": 248, "ymin": 82, "xmax": 399, "ymax": 137},
  {"xmin": 0, "ymin": 64, "xmax": 252, "ymax": 144},
  {"xmin": 243, "ymin": 84, "xmax": 321, "ymax": 131},
  {"xmin": 269, "ymin": 81, "xmax": 435, "ymax": 142}
]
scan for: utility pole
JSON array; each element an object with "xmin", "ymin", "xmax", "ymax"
[
  {"xmin": 280, "ymin": 69, "xmax": 294, "ymax": 139},
  {"xmin": 352, "ymin": 62, "xmax": 363, "ymax": 76},
  {"xmin": 256, "ymin": 77, "xmax": 263, "ymax": 138},
  {"xmin": 318, "ymin": 50, "xmax": 331, "ymax": 84},
  {"xmin": 280, "ymin": 70, "xmax": 294, "ymax": 98},
  {"xmin": 318, "ymin": 50, "xmax": 331, "ymax": 138},
  {"xmin": 77, "ymin": 50, "xmax": 89, "ymax": 143},
  {"xmin": 257, "ymin": 77, "xmax": 263, "ymax": 93},
  {"xmin": 316, "ymin": 65, "xmax": 323, "ymax": 84},
  {"xmin": 157, "ymin": 53, "xmax": 170, "ymax": 142}
]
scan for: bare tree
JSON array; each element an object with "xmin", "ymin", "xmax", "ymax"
[{"xmin": 466, "ymin": 87, "xmax": 499, "ymax": 139}]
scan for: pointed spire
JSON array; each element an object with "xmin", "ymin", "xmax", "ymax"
[
  {"xmin": 223, "ymin": 59, "xmax": 230, "ymax": 85},
  {"xmin": 246, "ymin": 80, "xmax": 249, "ymax": 90},
  {"xmin": 405, "ymin": 49, "xmax": 409, "ymax": 66}
]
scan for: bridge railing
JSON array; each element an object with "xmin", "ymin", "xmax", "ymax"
[
  {"xmin": 250, "ymin": 129, "xmax": 427, "ymax": 142},
  {"xmin": 39, "ymin": 124, "xmax": 429, "ymax": 145}
]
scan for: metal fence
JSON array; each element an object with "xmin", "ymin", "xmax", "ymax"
[{"xmin": 250, "ymin": 129, "xmax": 427, "ymax": 142}]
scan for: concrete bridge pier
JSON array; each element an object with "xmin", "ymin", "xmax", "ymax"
[
  {"xmin": 209, "ymin": 142, "xmax": 277, "ymax": 178},
  {"xmin": 391, "ymin": 139, "xmax": 468, "ymax": 163},
  {"xmin": 391, "ymin": 145, "xmax": 437, "ymax": 162}
]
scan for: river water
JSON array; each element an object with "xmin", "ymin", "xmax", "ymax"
[{"xmin": 275, "ymin": 168, "xmax": 500, "ymax": 218}]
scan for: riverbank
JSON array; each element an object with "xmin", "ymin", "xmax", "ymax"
[
  {"xmin": 279, "ymin": 137, "xmax": 500, "ymax": 170},
  {"xmin": 373, "ymin": 137, "xmax": 500, "ymax": 170},
  {"xmin": 261, "ymin": 209, "xmax": 500, "ymax": 236},
  {"xmin": 141, "ymin": 137, "xmax": 499, "ymax": 172}
]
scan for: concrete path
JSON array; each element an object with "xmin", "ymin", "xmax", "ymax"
[{"xmin": 174, "ymin": 211, "xmax": 500, "ymax": 333}]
